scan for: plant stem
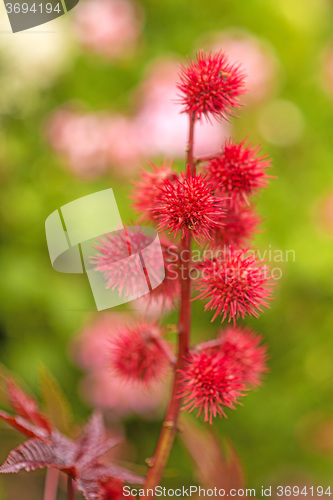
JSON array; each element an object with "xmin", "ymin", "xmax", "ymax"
[
  {"xmin": 67, "ymin": 476, "xmax": 75, "ymax": 500},
  {"xmin": 43, "ymin": 469, "xmax": 59, "ymax": 500},
  {"xmin": 143, "ymin": 114, "xmax": 195, "ymax": 496}
]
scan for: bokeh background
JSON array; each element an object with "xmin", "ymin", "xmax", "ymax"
[{"xmin": 1, "ymin": 0, "xmax": 333, "ymax": 498}]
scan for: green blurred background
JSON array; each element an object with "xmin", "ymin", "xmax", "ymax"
[{"xmin": 1, "ymin": 0, "xmax": 333, "ymax": 498}]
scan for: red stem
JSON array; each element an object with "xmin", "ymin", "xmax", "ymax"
[
  {"xmin": 43, "ymin": 469, "xmax": 59, "ymax": 500},
  {"xmin": 143, "ymin": 114, "xmax": 195, "ymax": 496},
  {"xmin": 67, "ymin": 476, "xmax": 75, "ymax": 500}
]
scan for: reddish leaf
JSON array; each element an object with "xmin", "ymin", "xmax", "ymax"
[
  {"xmin": 76, "ymin": 412, "xmax": 120, "ymax": 469},
  {"xmin": 100, "ymin": 464, "xmax": 143, "ymax": 485},
  {"xmin": 80, "ymin": 412, "xmax": 105, "ymax": 447},
  {"xmin": 0, "ymin": 439, "xmax": 61, "ymax": 474},
  {"xmin": 0, "ymin": 410, "xmax": 50, "ymax": 440},
  {"xmin": 77, "ymin": 464, "xmax": 143, "ymax": 500},
  {"xmin": 180, "ymin": 415, "xmax": 245, "ymax": 496},
  {"xmin": 50, "ymin": 430, "xmax": 79, "ymax": 469},
  {"xmin": 80, "ymin": 462, "xmax": 144, "ymax": 487},
  {"xmin": 0, "ymin": 382, "xmax": 143, "ymax": 500},
  {"xmin": 76, "ymin": 477, "xmax": 103, "ymax": 500},
  {"xmin": 6, "ymin": 379, "xmax": 52, "ymax": 434},
  {"xmin": 100, "ymin": 478, "xmax": 136, "ymax": 500}
]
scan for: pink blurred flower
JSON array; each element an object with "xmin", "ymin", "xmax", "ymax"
[
  {"xmin": 80, "ymin": 370, "xmax": 167, "ymax": 419},
  {"xmin": 46, "ymin": 59, "xmax": 232, "ymax": 178},
  {"xmin": 134, "ymin": 59, "xmax": 231, "ymax": 158},
  {"xmin": 45, "ymin": 108, "xmax": 109, "ymax": 178},
  {"xmin": 205, "ymin": 30, "xmax": 279, "ymax": 105},
  {"xmin": 73, "ymin": 0, "xmax": 143, "ymax": 60},
  {"xmin": 102, "ymin": 114, "xmax": 146, "ymax": 172},
  {"xmin": 71, "ymin": 313, "xmax": 168, "ymax": 417},
  {"xmin": 72, "ymin": 313, "xmax": 123, "ymax": 370},
  {"xmin": 45, "ymin": 109, "xmax": 144, "ymax": 178}
]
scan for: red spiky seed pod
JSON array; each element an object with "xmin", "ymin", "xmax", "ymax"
[
  {"xmin": 131, "ymin": 161, "xmax": 176, "ymax": 220},
  {"xmin": 205, "ymin": 139, "xmax": 271, "ymax": 207},
  {"xmin": 109, "ymin": 321, "xmax": 172, "ymax": 384},
  {"xmin": 91, "ymin": 226, "xmax": 163, "ymax": 298},
  {"xmin": 210, "ymin": 204, "xmax": 261, "ymax": 249},
  {"xmin": 194, "ymin": 248, "xmax": 274, "ymax": 323},
  {"xmin": 152, "ymin": 166, "xmax": 226, "ymax": 243},
  {"xmin": 178, "ymin": 350, "xmax": 246, "ymax": 423},
  {"xmin": 218, "ymin": 326, "xmax": 268, "ymax": 387},
  {"xmin": 177, "ymin": 51, "xmax": 246, "ymax": 122}
]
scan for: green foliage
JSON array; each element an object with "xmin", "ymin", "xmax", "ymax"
[{"xmin": 39, "ymin": 366, "xmax": 73, "ymax": 436}]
